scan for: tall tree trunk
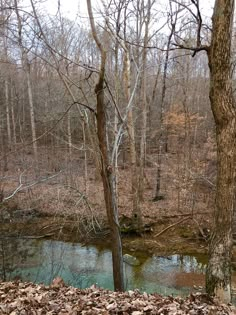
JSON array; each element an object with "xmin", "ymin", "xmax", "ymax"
[
  {"xmin": 67, "ymin": 110, "xmax": 72, "ymax": 156},
  {"xmin": 150, "ymin": 62, "xmax": 161, "ymax": 136},
  {"xmin": 113, "ymin": 8, "xmax": 121, "ymax": 202},
  {"xmin": 1, "ymin": 117, "xmax": 8, "ymax": 172},
  {"xmin": 2, "ymin": 10, "xmax": 11, "ymax": 151},
  {"xmin": 206, "ymin": 0, "xmax": 236, "ymax": 303},
  {"xmin": 14, "ymin": 0, "xmax": 38, "ymax": 161},
  {"xmin": 123, "ymin": 50, "xmax": 142, "ymax": 230},
  {"xmin": 138, "ymin": 0, "xmax": 151, "ymax": 201},
  {"xmin": 11, "ymin": 84, "xmax": 17, "ymax": 146},
  {"xmin": 5, "ymin": 79, "xmax": 11, "ymax": 147},
  {"xmin": 82, "ymin": 120, "xmax": 88, "ymax": 194},
  {"xmin": 154, "ymin": 23, "xmax": 174, "ymax": 200},
  {"xmin": 25, "ymin": 65, "xmax": 38, "ymax": 160},
  {"xmin": 181, "ymin": 58, "xmax": 191, "ymax": 173},
  {"xmin": 87, "ymin": 0, "xmax": 124, "ymax": 291}
]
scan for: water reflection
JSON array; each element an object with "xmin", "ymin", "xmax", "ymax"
[
  {"xmin": 0, "ymin": 238, "xmax": 223, "ymax": 296},
  {"xmin": 122, "ymin": 254, "xmax": 207, "ymax": 295},
  {"xmin": 0, "ymin": 238, "xmax": 39, "ymax": 280}
]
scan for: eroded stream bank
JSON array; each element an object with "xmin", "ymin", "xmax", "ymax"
[{"xmin": 0, "ymin": 212, "xmax": 211, "ymax": 256}]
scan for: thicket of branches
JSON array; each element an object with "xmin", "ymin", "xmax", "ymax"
[
  {"xmin": 1, "ymin": 0, "xmax": 235, "ymax": 303},
  {"xmin": 0, "ymin": 0, "xmax": 214, "ymax": 197}
]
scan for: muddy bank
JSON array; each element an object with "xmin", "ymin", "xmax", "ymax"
[{"xmin": 0, "ymin": 208, "xmax": 209, "ymax": 257}]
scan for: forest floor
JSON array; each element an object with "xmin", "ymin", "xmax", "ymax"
[
  {"xmin": 2, "ymin": 149, "xmax": 236, "ymax": 312},
  {"xmin": 0, "ymin": 148, "xmax": 220, "ymax": 257},
  {"xmin": 1, "ymin": 163, "xmax": 213, "ymax": 255},
  {"xmin": 0, "ymin": 279, "xmax": 235, "ymax": 314}
]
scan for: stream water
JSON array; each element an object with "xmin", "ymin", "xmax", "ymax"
[
  {"xmin": 0, "ymin": 238, "xmax": 235, "ymax": 298},
  {"xmin": 0, "ymin": 238, "xmax": 206, "ymax": 296}
]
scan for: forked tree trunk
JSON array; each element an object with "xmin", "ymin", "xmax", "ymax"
[
  {"xmin": 206, "ymin": 0, "xmax": 236, "ymax": 303},
  {"xmin": 96, "ymin": 73, "xmax": 124, "ymax": 290},
  {"xmin": 107, "ymin": 14, "xmax": 142, "ymax": 231},
  {"xmin": 87, "ymin": 0, "xmax": 124, "ymax": 291}
]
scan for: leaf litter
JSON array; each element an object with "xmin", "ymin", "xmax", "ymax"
[{"xmin": 0, "ymin": 279, "xmax": 235, "ymax": 314}]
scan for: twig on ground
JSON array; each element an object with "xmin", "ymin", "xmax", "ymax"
[{"xmin": 154, "ymin": 216, "xmax": 191, "ymax": 237}]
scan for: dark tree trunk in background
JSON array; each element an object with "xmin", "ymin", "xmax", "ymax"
[{"xmin": 154, "ymin": 20, "xmax": 175, "ymax": 201}]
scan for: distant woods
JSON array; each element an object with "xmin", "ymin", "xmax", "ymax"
[
  {"xmin": 0, "ymin": 0, "xmax": 235, "ymax": 303},
  {"xmin": 0, "ymin": 0, "xmax": 213, "ymax": 184}
]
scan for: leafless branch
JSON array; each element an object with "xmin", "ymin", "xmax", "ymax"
[
  {"xmin": 3, "ymin": 171, "xmax": 62, "ymax": 202},
  {"xmin": 3, "ymin": 171, "xmax": 25, "ymax": 201}
]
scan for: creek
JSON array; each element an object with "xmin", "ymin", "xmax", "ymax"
[{"xmin": 0, "ymin": 237, "xmax": 220, "ymax": 297}]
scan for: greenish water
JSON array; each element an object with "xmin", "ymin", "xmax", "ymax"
[{"xmin": 1, "ymin": 237, "xmax": 232, "ymax": 297}]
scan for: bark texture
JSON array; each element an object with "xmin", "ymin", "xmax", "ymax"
[{"xmin": 206, "ymin": 0, "xmax": 236, "ymax": 303}]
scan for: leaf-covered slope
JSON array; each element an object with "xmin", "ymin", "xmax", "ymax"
[{"xmin": 0, "ymin": 280, "xmax": 235, "ymax": 314}]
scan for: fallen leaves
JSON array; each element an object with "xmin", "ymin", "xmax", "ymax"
[{"xmin": 0, "ymin": 280, "xmax": 235, "ymax": 314}]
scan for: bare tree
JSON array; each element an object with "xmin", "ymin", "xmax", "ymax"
[
  {"xmin": 138, "ymin": 0, "xmax": 152, "ymax": 201},
  {"xmin": 86, "ymin": 0, "xmax": 124, "ymax": 291},
  {"xmin": 106, "ymin": 0, "xmax": 142, "ymax": 231},
  {"xmin": 154, "ymin": 4, "xmax": 177, "ymax": 201},
  {"xmin": 122, "ymin": 4, "xmax": 141, "ymax": 231},
  {"xmin": 14, "ymin": 0, "xmax": 38, "ymax": 162}
]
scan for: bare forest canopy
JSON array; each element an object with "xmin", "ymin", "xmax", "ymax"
[
  {"xmin": 1, "ymin": 0, "xmax": 236, "ymax": 304},
  {"xmin": 0, "ymin": 0, "xmax": 218, "ymax": 237},
  {"xmin": 0, "ymin": 0, "xmax": 214, "ymax": 177}
]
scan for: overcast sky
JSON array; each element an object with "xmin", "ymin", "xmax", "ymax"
[{"xmin": 28, "ymin": 0, "xmax": 214, "ymax": 22}]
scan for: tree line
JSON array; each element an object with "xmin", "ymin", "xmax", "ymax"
[{"xmin": 0, "ymin": 0, "xmax": 235, "ymax": 303}]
